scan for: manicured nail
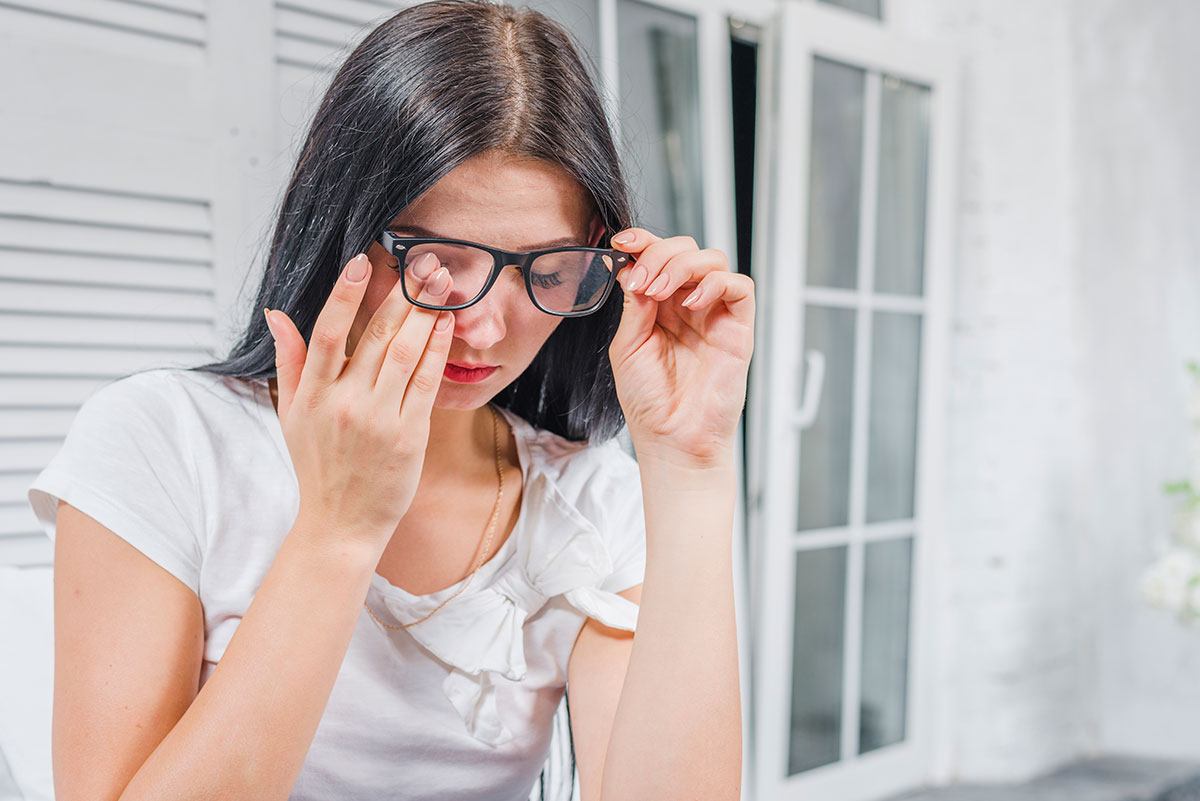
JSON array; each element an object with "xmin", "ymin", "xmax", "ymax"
[
  {"xmin": 627, "ymin": 266, "xmax": 646, "ymax": 291},
  {"xmin": 434, "ymin": 311, "xmax": 453, "ymax": 331},
  {"xmin": 346, "ymin": 253, "xmax": 369, "ymax": 282},
  {"xmin": 646, "ymin": 274, "xmax": 668, "ymax": 295},
  {"xmin": 264, "ymin": 308, "xmax": 281, "ymax": 340},
  {"xmin": 613, "ymin": 231, "xmax": 634, "ymax": 245},
  {"xmin": 427, "ymin": 267, "xmax": 450, "ymax": 295},
  {"xmin": 412, "ymin": 251, "xmax": 437, "ymax": 279},
  {"xmin": 682, "ymin": 287, "xmax": 703, "ymax": 308}
]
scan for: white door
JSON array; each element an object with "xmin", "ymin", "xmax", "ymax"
[{"xmin": 747, "ymin": 3, "xmax": 958, "ymax": 799}]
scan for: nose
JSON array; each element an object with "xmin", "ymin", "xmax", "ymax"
[{"xmin": 449, "ymin": 275, "xmax": 513, "ymax": 352}]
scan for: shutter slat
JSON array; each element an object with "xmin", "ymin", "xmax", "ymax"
[
  {"xmin": 0, "ymin": 377, "xmax": 128, "ymax": 407},
  {"xmin": 276, "ymin": 35, "xmax": 346, "ymax": 71},
  {"xmin": 0, "ymin": 409, "xmax": 78, "ymax": 439},
  {"xmin": 0, "ymin": 503, "xmax": 42, "ymax": 537},
  {"xmin": 0, "ymin": 534, "xmax": 53, "ymax": 568},
  {"xmin": 278, "ymin": 0, "xmax": 398, "ymax": 24},
  {"xmin": 0, "ymin": 282, "xmax": 215, "ymax": 320},
  {"xmin": 276, "ymin": 7, "xmax": 362, "ymax": 47},
  {"xmin": 1, "ymin": 0, "xmax": 206, "ymax": 45},
  {"xmin": 0, "ymin": 125, "xmax": 211, "ymax": 201},
  {"xmin": 0, "ymin": 473, "xmax": 40, "ymax": 500},
  {"xmin": 0, "ymin": 312, "xmax": 214, "ymax": 350},
  {"xmin": 0, "ymin": 250, "xmax": 212, "ymax": 292},
  {"xmin": 0, "ymin": 345, "xmax": 213, "ymax": 378},
  {"xmin": 0, "ymin": 219, "xmax": 211, "ymax": 264},
  {"xmin": 0, "ymin": 181, "xmax": 209, "ymax": 234},
  {"xmin": 0, "ymin": 440, "xmax": 63, "ymax": 474}
]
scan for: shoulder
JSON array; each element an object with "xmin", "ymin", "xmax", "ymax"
[
  {"xmin": 83, "ymin": 368, "xmax": 254, "ymax": 422},
  {"xmin": 76, "ymin": 367, "xmax": 189, "ymax": 424}
]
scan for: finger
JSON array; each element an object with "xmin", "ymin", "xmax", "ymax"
[
  {"xmin": 342, "ymin": 251, "xmax": 443, "ymax": 389},
  {"xmin": 609, "ymin": 226, "xmax": 660, "ymax": 252},
  {"xmin": 300, "ymin": 253, "xmax": 373, "ymax": 393},
  {"xmin": 681, "ymin": 270, "xmax": 757, "ymax": 326},
  {"xmin": 397, "ymin": 310, "xmax": 455, "ymax": 430},
  {"xmin": 622, "ymin": 235, "xmax": 699, "ymax": 294},
  {"xmin": 609, "ymin": 265, "xmax": 659, "ymax": 366},
  {"xmin": 372, "ymin": 268, "xmax": 453, "ymax": 403},
  {"xmin": 643, "ymin": 248, "xmax": 729, "ymax": 301},
  {"xmin": 264, "ymin": 307, "xmax": 305, "ymax": 424}
]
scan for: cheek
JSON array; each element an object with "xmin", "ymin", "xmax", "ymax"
[{"xmin": 509, "ymin": 308, "xmax": 563, "ymax": 361}]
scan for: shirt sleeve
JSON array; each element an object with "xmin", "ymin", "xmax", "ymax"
[
  {"xmin": 593, "ymin": 445, "xmax": 647, "ymax": 595},
  {"xmin": 26, "ymin": 370, "xmax": 204, "ymax": 595}
]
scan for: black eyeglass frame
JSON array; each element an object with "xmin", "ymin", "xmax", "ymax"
[{"xmin": 378, "ymin": 231, "xmax": 632, "ymax": 318}]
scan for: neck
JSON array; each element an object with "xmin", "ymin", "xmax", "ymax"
[{"xmin": 423, "ymin": 403, "xmax": 500, "ymax": 479}]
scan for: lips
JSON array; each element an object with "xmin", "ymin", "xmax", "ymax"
[{"xmin": 444, "ymin": 362, "xmax": 498, "ymax": 383}]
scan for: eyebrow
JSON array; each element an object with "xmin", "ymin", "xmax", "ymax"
[{"xmin": 387, "ymin": 224, "xmax": 584, "ymax": 251}]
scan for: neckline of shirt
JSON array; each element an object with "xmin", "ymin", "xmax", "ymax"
[{"xmin": 242, "ymin": 374, "xmax": 535, "ymax": 606}]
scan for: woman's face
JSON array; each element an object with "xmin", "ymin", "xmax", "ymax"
[{"xmin": 358, "ymin": 150, "xmax": 604, "ymax": 411}]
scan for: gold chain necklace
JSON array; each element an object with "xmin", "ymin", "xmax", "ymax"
[{"xmin": 363, "ymin": 405, "xmax": 506, "ymax": 630}]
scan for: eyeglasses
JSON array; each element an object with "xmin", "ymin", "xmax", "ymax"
[{"xmin": 378, "ymin": 231, "xmax": 631, "ymax": 317}]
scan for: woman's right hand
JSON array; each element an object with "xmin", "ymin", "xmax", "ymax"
[{"xmin": 263, "ymin": 251, "xmax": 454, "ymax": 552}]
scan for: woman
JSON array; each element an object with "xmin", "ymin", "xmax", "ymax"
[{"xmin": 29, "ymin": 1, "xmax": 752, "ymax": 799}]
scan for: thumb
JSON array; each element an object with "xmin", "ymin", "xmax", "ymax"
[
  {"xmin": 608, "ymin": 268, "xmax": 657, "ymax": 366},
  {"xmin": 263, "ymin": 308, "xmax": 306, "ymax": 424}
]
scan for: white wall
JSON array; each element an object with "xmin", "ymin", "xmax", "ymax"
[
  {"xmin": 1071, "ymin": 0, "xmax": 1200, "ymax": 761},
  {"xmin": 891, "ymin": 0, "xmax": 1200, "ymax": 783}
]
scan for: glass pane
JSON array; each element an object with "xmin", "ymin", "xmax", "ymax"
[
  {"xmin": 818, "ymin": 0, "xmax": 883, "ymax": 19},
  {"xmin": 789, "ymin": 546, "xmax": 847, "ymax": 774},
  {"xmin": 875, "ymin": 75, "xmax": 931, "ymax": 296},
  {"xmin": 797, "ymin": 305, "xmax": 856, "ymax": 531},
  {"xmin": 865, "ymin": 312, "xmax": 922, "ymax": 523},
  {"xmin": 617, "ymin": 0, "xmax": 705, "ymax": 242},
  {"xmin": 859, "ymin": 537, "xmax": 913, "ymax": 753},
  {"xmin": 806, "ymin": 56, "xmax": 865, "ymax": 290}
]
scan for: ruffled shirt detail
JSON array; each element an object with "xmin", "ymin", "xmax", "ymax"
[{"xmin": 372, "ymin": 446, "xmax": 640, "ymax": 747}]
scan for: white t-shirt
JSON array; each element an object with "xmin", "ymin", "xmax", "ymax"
[{"xmin": 27, "ymin": 367, "xmax": 646, "ymax": 801}]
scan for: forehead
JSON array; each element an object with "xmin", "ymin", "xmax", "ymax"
[{"xmin": 387, "ymin": 152, "xmax": 594, "ymax": 251}]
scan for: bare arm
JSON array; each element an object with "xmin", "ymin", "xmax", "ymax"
[
  {"xmin": 593, "ymin": 460, "xmax": 741, "ymax": 801},
  {"xmin": 116, "ymin": 515, "xmax": 382, "ymax": 801},
  {"xmin": 53, "ymin": 499, "xmax": 384, "ymax": 801}
]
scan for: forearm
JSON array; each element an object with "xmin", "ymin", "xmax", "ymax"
[
  {"xmin": 119, "ymin": 516, "xmax": 383, "ymax": 801},
  {"xmin": 600, "ymin": 454, "xmax": 742, "ymax": 801}
]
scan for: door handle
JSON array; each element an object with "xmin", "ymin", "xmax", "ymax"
[{"xmin": 792, "ymin": 349, "xmax": 825, "ymax": 430}]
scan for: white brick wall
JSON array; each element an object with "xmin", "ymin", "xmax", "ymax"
[
  {"xmin": 1071, "ymin": 0, "xmax": 1200, "ymax": 762},
  {"xmin": 892, "ymin": 0, "xmax": 1200, "ymax": 783}
]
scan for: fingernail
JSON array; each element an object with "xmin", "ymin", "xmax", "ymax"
[
  {"xmin": 346, "ymin": 253, "xmax": 369, "ymax": 282},
  {"xmin": 627, "ymin": 267, "xmax": 646, "ymax": 292},
  {"xmin": 412, "ymin": 251, "xmax": 437, "ymax": 279},
  {"xmin": 682, "ymin": 287, "xmax": 703, "ymax": 307},
  {"xmin": 646, "ymin": 274, "xmax": 668, "ymax": 295},
  {"xmin": 613, "ymin": 232, "xmax": 634, "ymax": 245},
  {"xmin": 434, "ymin": 311, "xmax": 453, "ymax": 331},
  {"xmin": 264, "ymin": 308, "xmax": 281, "ymax": 340},
  {"xmin": 427, "ymin": 267, "xmax": 450, "ymax": 295}
]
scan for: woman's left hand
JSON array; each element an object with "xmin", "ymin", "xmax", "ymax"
[{"xmin": 607, "ymin": 228, "xmax": 755, "ymax": 469}]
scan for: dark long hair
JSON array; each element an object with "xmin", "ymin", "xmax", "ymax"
[
  {"xmin": 180, "ymin": 3, "xmax": 636, "ymax": 795},
  {"xmin": 189, "ymin": 0, "xmax": 634, "ymax": 444}
]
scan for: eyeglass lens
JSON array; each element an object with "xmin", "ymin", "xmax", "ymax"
[{"xmin": 399, "ymin": 242, "xmax": 615, "ymax": 314}]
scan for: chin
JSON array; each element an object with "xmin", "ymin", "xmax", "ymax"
[{"xmin": 432, "ymin": 380, "xmax": 502, "ymax": 411}]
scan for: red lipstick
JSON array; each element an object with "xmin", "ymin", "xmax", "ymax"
[{"xmin": 444, "ymin": 362, "xmax": 498, "ymax": 383}]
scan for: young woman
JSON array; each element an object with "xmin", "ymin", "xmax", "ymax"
[{"xmin": 29, "ymin": 1, "xmax": 753, "ymax": 799}]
